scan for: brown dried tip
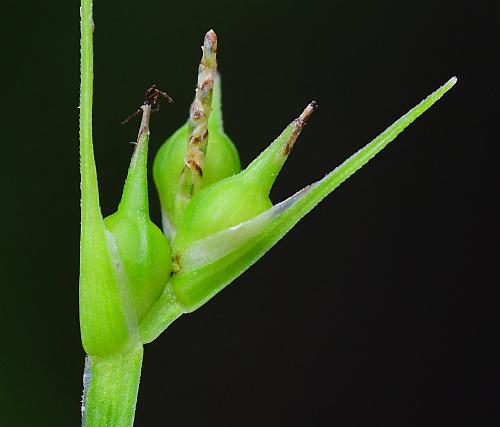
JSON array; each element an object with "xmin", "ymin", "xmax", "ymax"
[
  {"xmin": 297, "ymin": 101, "xmax": 318, "ymax": 126},
  {"xmin": 203, "ymin": 30, "xmax": 218, "ymax": 54},
  {"xmin": 144, "ymin": 84, "xmax": 174, "ymax": 106},
  {"xmin": 283, "ymin": 102, "xmax": 318, "ymax": 155},
  {"xmin": 121, "ymin": 85, "xmax": 174, "ymax": 124},
  {"xmin": 137, "ymin": 104, "xmax": 151, "ymax": 142}
]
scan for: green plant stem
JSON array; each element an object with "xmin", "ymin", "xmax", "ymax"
[
  {"xmin": 80, "ymin": 1, "xmax": 143, "ymax": 425},
  {"xmin": 82, "ymin": 345, "xmax": 144, "ymax": 427}
]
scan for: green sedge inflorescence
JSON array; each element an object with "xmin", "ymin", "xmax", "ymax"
[{"xmin": 79, "ymin": 29, "xmax": 456, "ymax": 358}]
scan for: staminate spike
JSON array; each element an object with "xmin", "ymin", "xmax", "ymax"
[{"xmin": 176, "ymin": 30, "xmax": 218, "ymax": 212}]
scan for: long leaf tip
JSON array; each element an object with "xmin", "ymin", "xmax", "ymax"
[{"xmin": 437, "ymin": 76, "xmax": 457, "ymax": 96}]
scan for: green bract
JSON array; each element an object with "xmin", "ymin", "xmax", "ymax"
[{"xmin": 79, "ymin": 7, "xmax": 457, "ymax": 424}]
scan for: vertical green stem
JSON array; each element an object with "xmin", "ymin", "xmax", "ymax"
[
  {"xmin": 80, "ymin": 0, "xmax": 100, "ymax": 227},
  {"xmin": 82, "ymin": 346, "xmax": 144, "ymax": 427}
]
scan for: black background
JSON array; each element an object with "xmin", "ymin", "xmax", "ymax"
[{"xmin": 1, "ymin": 0, "xmax": 496, "ymax": 426}]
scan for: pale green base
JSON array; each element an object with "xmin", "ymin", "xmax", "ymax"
[{"xmin": 82, "ymin": 345, "xmax": 144, "ymax": 427}]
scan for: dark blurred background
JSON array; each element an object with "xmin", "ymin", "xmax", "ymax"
[{"xmin": 0, "ymin": 0, "xmax": 496, "ymax": 425}]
